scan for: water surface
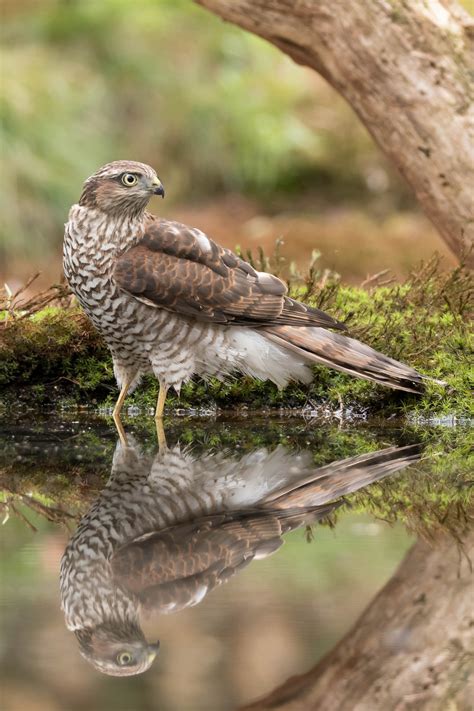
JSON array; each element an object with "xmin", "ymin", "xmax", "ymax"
[{"xmin": 0, "ymin": 415, "xmax": 471, "ymax": 710}]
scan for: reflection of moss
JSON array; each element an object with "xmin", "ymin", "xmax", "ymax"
[
  {"xmin": 349, "ymin": 427, "xmax": 473, "ymax": 540},
  {"xmin": 1, "ymin": 257, "xmax": 472, "ymax": 416},
  {"xmin": 0, "ymin": 420, "xmax": 471, "ymax": 539},
  {"xmin": 0, "ymin": 416, "xmax": 399, "ymax": 482}
]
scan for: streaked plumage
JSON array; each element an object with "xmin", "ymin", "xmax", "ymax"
[
  {"xmin": 59, "ymin": 435, "xmax": 422, "ymax": 676},
  {"xmin": 63, "ymin": 161, "xmax": 434, "ymax": 419}
]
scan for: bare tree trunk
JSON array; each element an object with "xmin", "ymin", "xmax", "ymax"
[
  {"xmin": 196, "ymin": 0, "xmax": 474, "ymax": 267},
  {"xmin": 240, "ymin": 529, "xmax": 474, "ymax": 711}
]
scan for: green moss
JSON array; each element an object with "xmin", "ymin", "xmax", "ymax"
[
  {"xmin": 1, "ymin": 257, "xmax": 472, "ymax": 418},
  {"xmin": 0, "ymin": 308, "xmax": 110, "ymax": 401},
  {"xmin": 349, "ymin": 426, "xmax": 473, "ymax": 539}
]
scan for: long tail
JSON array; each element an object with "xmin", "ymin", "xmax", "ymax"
[
  {"xmin": 264, "ymin": 325, "xmax": 442, "ymax": 394},
  {"xmin": 264, "ymin": 443, "xmax": 423, "ymax": 509}
]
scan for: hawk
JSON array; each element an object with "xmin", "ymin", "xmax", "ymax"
[
  {"xmin": 60, "ymin": 434, "xmax": 422, "ymax": 676},
  {"xmin": 64, "ymin": 161, "xmax": 432, "ymax": 420}
]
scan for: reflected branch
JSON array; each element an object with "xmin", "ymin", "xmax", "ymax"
[{"xmin": 241, "ymin": 528, "xmax": 473, "ymax": 711}]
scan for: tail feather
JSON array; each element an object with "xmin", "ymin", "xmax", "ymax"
[
  {"xmin": 264, "ymin": 443, "xmax": 423, "ymax": 508},
  {"xmin": 264, "ymin": 325, "xmax": 442, "ymax": 394}
]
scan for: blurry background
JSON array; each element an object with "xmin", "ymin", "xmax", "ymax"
[
  {"xmin": 1, "ymin": 0, "xmax": 464, "ymax": 294},
  {"xmin": 1, "ymin": 503, "xmax": 412, "ymax": 711}
]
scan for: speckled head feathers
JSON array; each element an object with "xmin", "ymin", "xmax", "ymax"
[
  {"xmin": 79, "ymin": 160, "xmax": 164, "ymax": 218},
  {"xmin": 75, "ymin": 622, "xmax": 159, "ymax": 677},
  {"xmin": 87, "ymin": 160, "xmax": 158, "ymax": 182}
]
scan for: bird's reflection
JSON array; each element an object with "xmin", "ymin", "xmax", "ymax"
[{"xmin": 60, "ymin": 434, "xmax": 422, "ymax": 676}]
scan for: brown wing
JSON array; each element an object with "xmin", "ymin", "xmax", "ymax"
[
  {"xmin": 114, "ymin": 217, "xmax": 345, "ymax": 329},
  {"xmin": 110, "ymin": 507, "xmax": 329, "ymax": 614},
  {"xmin": 111, "ymin": 512, "xmax": 284, "ymax": 613}
]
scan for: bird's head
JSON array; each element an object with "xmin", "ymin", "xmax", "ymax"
[
  {"xmin": 75, "ymin": 620, "xmax": 160, "ymax": 677},
  {"xmin": 79, "ymin": 160, "xmax": 165, "ymax": 219}
]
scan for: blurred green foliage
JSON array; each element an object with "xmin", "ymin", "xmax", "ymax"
[{"xmin": 1, "ymin": 0, "xmax": 410, "ymax": 266}]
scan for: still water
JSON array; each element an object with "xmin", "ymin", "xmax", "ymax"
[{"xmin": 0, "ymin": 415, "xmax": 472, "ymax": 711}]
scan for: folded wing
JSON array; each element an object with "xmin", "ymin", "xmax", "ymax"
[
  {"xmin": 114, "ymin": 217, "xmax": 345, "ymax": 330},
  {"xmin": 111, "ymin": 509, "xmax": 326, "ymax": 614}
]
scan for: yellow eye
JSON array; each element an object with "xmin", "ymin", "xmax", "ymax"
[
  {"xmin": 121, "ymin": 173, "xmax": 138, "ymax": 187},
  {"xmin": 117, "ymin": 651, "xmax": 133, "ymax": 665}
]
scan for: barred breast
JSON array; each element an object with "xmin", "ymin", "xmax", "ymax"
[
  {"xmin": 60, "ymin": 446, "xmax": 237, "ymax": 630},
  {"xmin": 64, "ymin": 205, "xmax": 204, "ymax": 389},
  {"xmin": 64, "ymin": 205, "xmax": 308, "ymax": 392}
]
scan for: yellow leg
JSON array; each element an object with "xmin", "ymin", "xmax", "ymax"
[
  {"xmin": 155, "ymin": 418, "xmax": 168, "ymax": 452},
  {"xmin": 154, "ymin": 383, "xmax": 168, "ymax": 420},
  {"xmin": 113, "ymin": 414, "xmax": 128, "ymax": 449},
  {"xmin": 155, "ymin": 384, "xmax": 169, "ymax": 452},
  {"xmin": 112, "ymin": 379, "xmax": 131, "ymax": 449},
  {"xmin": 113, "ymin": 379, "xmax": 131, "ymax": 418}
]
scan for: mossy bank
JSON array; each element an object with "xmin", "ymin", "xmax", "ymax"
[{"xmin": 1, "ymin": 257, "xmax": 472, "ymax": 418}]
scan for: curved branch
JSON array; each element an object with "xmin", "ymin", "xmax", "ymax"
[
  {"xmin": 197, "ymin": 0, "xmax": 474, "ymax": 266},
  {"xmin": 240, "ymin": 529, "xmax": 474, "ymax": 710}
]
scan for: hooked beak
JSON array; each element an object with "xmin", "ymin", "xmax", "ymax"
[
  {"xmin": 150, "ymin": 175, "xmax": 165, "ymax": 198},
  {"xmin": 147, "ymin": 641, "xmax": 160, "ymax": 662}
]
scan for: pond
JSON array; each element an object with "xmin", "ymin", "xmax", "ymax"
[{"xmin": 0, "ymin": 414, "xmax": 472, "ymax": 711}]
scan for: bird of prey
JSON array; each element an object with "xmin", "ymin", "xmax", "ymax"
[
  {"xmin": 60, "ymin": 434, "xmax": 422, "ymax": 676},
  {"xmin": 64, "ymin": 160, "xmax": 434, "ymax": 421}
]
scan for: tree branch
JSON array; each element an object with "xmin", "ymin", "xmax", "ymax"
[
  {"xmin": 196, "ymin": 0, "xmax": 474, "ymax": 266},
  {"xmin": 240, "ymin": 529, "xmax": 474, "ymax": 710}
]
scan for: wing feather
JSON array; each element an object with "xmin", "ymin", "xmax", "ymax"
[
  {"xmin": 114, "ymin": 217, "xmax": 345, "ymax": 330},
  {"xmin": 110, "ymin": 508, "xmax": 324, "ymax": 613}
]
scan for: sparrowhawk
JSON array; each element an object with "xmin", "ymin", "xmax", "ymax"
[{"xmin": 63, "ymin": 161, "xmax": 437, "ymax": 421}]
